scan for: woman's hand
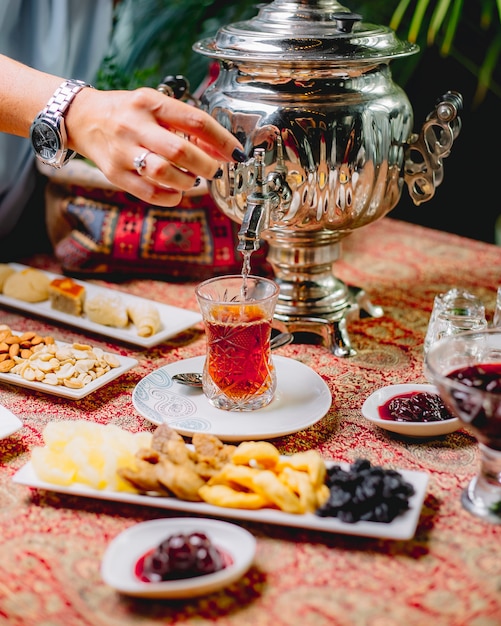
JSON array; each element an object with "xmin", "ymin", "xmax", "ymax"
[
  {"xmin": 0, "ymin": 55, "xmax": 245, "ymax": 207},
  {"xmin": 66, "ymin": 86, "xmax": 245, "ymax": 207}
]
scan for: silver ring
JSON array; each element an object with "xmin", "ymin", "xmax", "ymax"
[{"xmin": 133, "ymin": 150, "xmax": 152, "ymax": 175}]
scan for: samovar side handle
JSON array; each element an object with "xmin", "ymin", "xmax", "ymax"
[{"xmin": 404, "ymin": 90, "xmax": 463, "ymax": 206}]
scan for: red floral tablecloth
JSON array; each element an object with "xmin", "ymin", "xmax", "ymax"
[{"xmin": 1, "ymin": 217, "xmax": 501, "ymax": 626}]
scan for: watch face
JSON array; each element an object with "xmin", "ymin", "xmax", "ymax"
[{"xmin": 31, "ymin": 120, "xmax": 61, "ymax": 161}]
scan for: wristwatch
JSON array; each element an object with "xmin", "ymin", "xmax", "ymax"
[{"xmin": 30, "ymin": 79, "xmax": 93, "ymax": 169}]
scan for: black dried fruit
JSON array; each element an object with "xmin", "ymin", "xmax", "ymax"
[{"xmin": 316, "ymin": 459, "xmax": 415, "ymax": 524}]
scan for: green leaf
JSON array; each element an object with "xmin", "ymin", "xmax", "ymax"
[
  {"xmin": 474, "ymin": 31, "xmax": 501, "ymax": 105},
  {"xmin": 428, "ymin": 0, "xmax": 452, "ymax": 44},
  {"xmin": 390, "ymin": 0, "xmax": 414, "ymax": 31},
  {"xmin": 409, "ymin": 0, "xmax": 432, "ymax": 42},
  {"xmin": 440, "ymin": 0, "xmax": 463, "ymax": 56}
]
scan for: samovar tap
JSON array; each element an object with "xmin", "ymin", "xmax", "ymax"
[{"xmin": 237, "ymin": 147, "xmax": 292, "ymax": 252}]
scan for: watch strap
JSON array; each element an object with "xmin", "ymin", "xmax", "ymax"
[
  {"xmin": 32, "ymin": 79, "xmax": 93, "ymax": 168},
  {"xmin": 42, "ymin": 79, "xmax": 92, "ymax": 122}
]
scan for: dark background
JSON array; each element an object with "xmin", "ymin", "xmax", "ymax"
[{"xmin": 389, "ymin": 45, "xmax": 499, "ymax": 246}]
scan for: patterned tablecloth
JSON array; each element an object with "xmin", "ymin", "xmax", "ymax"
[{"xmin": 1, "ymin": 217, "xmax": 501, "ymax": 626}]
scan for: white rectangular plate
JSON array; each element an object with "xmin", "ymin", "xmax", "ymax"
[
  {"xmin": 0, "ymin": 337, "xmax": 138, "ymax": 399},
  {"xmin": 0, "ymin": 404, "xmax": 23, "ymax": 439},
  {"xmin": 0, "ymin": 263, "xmax": 202, "ymax": 348},
  {"xmin": 13, "ymin": 462, "xmax": 429, "ymax": 540}
]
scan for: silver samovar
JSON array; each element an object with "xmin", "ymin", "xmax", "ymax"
[{"xmin": 193, "ymin": 0, "xmax": 462, "ymax": 356}]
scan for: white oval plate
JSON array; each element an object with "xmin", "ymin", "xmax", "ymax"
[
  {"xmin": 101, "ymin": 518, "xmax": 256, "ymax": 598},
  {"xmin": 132, "ymin": 355, "xmax": 332, "ymax": 441},
  {"xmin": 361, "ymin": 384, "xmax": 460, "ymax": 438},
  {"xmin": 0, "ymin": 263, "xmax": 202, "ymax": 348},
  {"xmin": 15, "ymin": 460, "xmax": 429, "ymax": 540}
]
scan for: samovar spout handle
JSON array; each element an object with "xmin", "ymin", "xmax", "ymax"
[
  {"xmin": 237, "ymin": 148, "xmax": 268, "ymax": 252},
  {"xmin": 237, "ymin": 202, "xmax": 267, "ymax": 252},
  {"xmin": 404, "ymin": 90, "xmax": 463, "ymax": 206}
]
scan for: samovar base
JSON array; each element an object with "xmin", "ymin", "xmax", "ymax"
[
  {"xmin": 262, "ymin": 231, "xmax": 384, "ymax": 356},
  {"xmin": 272, "ymin": 285, "xmax": 384, "ymax": 357}
]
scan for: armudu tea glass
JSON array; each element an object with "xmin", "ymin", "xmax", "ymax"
[{"xmin": 195, "ymin": 275, "xmax": 280, "ymax": 411}]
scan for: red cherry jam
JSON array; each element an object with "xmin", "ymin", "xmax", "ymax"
[
  {"xmin": 135, "ymin": 531, "xmax": 231, "ymax": 582},
  {"xmin": 378, "ymin": 391, "xmax": 455, "ymax": 423},
  {"xmin": 445, "ymin": 362, "xmax": 501, "ymax": 450}
]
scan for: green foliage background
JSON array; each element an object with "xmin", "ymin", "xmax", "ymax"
[
  {"xmin": 96, "ymin": 0, "xmax": 501, "ymax": 108},
  {"xmin": 96, "ymin": 0, "xmax": 261, "ymax": 92}
]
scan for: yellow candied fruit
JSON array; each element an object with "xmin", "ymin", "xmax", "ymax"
[{"xmin": 31, "ymin": 420, "xmax": 152, "ymax": 492}]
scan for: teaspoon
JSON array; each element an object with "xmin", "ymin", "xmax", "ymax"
[{"xmin": 171, "ymin": 332, "xmax": 294, "ymax": 387}]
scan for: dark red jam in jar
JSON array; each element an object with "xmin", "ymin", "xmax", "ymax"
[
  {"xmin": 378, "ymin": 391, "xmax": 455, "ymax": 423},
  {"xmin": 135, "ymin": 531, "xmax": 231, "ymax": 583}
]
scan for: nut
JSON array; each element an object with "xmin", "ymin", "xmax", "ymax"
[
  {"xmin": 0, "ymin": 359, "xmax": 15, "ymax": 373},
  {"xmin": 0, "ymin": 325, "xmax": 120, "ymax": 388}
]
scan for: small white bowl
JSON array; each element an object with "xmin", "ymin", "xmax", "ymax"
[
  {"xmin": 101, "ymin": 517, "xmax": 256, "ymax": 598},
  {"xmin": 361, "ymin": 384, "xmax": 461, "ymax": 438}
]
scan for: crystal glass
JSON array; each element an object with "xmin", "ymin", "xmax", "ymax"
[
  {"xmin": 424, "ymin": 288, "xmax": 487, "ymax": 355},
  {"xmin": 195, "ymin": 274, "xmax": 280, "ymax": 411},
  {"xmin": 493, "ymin": 286, "xmax": 501, "ymax": 327},
  {"xmin": 424, "ymin": 328, "xmax": 501, "ymax": 523}
]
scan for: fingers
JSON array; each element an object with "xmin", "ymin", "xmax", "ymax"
[
  {"xmin": 118, "ymin": 172, "xmax": 184, "ymax": 207},
  {"xmin": 136, "ymin": 128, "xmax": 220, "ymax": 182},
  {"xmin": 68, "ymin": 87, "xmax": 246, "ymax": 206},
  {"xmin": 131, "ymin": 90, "xmax": 246, "ymax": 181},
  {"xmin": 132, "ymin": 149, "xmax": 193, "ymax": 184},
  {"xmin": 118, "ymin": 148, "xmax": 203, "ymax": 206},
  {"xmin": 112, "ymin": 149, "xmax": 188, "ymax": 206},
  {"xmin": 147, "ymin": 89, "xmax": 245, "ymax": 163}
]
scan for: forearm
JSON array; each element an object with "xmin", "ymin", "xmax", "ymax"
[
  {"xmin": 0, "ymin": 54, "xmax": 63, "ymax": 137},
  {"xmin": 0, "ymin": 54, "xmax": 246, "ymax": 208}
]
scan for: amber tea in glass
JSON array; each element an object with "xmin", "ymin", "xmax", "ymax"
[{"xmin": 195, "ymin": 275, "xmax": 279, "ymax": 411}]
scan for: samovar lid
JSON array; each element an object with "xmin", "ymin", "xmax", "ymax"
[{"xmin": 194, "ymin": 0, "xmax": 418, "ymax": 65}]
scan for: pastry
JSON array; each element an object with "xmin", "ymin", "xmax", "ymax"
[
  {"xmin": 3, "ymin": 268, "xmax": 51, "ymax": 302},
  {"xmin": 0, "ymin": 264, "xmax": 15, "ymax": 292},
  {"xmin": 48, "ymin": 277, "xmax": 86, "ymax": 316},
  {"xmin": 84, "ymin": 292, "xmax": 129, "ymax": 328},
  {"xmin": 127, "ymin": 301, "xmax": 161, "ymax": 337}
]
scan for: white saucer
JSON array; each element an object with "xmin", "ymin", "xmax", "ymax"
[
  {"xmin": 100, "ymin": 518, "xmax": 256, "ymax": 599},
  {"xmin": 0, "ymin": 405, "xmax": 22, "ymax": 440},
  {"xmin": 361, "ymin": 383, "xmax": 461, "ymax": 438},
  {"xmin": 132, "ymin": 355, "xmax": 332, "ymax": 441}
]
